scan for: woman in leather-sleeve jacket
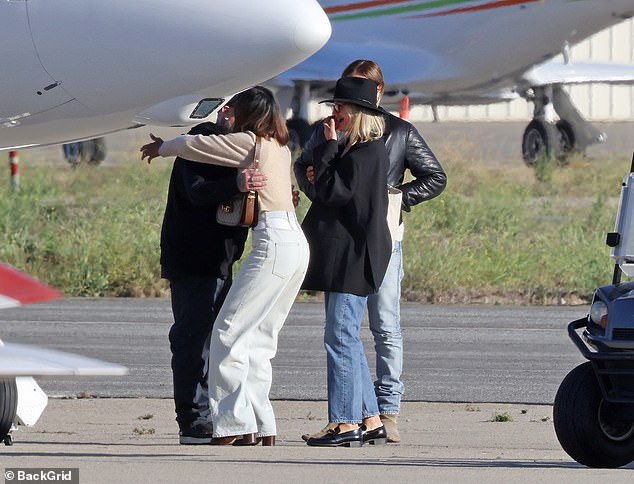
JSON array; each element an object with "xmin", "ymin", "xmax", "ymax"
[{"xmin": 294, "ymin": 110, "xmax": 447, "ymax": 212}]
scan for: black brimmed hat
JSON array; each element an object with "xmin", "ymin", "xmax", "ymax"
[{"xmin": 319, "ymin": 77, "xmax": 382, "ymax": 113}]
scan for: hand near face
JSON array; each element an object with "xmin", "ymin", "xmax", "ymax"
[{"xmin": 323, "ymin": 116, "xmax": 337, "ymax": 141}]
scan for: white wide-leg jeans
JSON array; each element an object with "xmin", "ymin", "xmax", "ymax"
[{"xmin": 208, "ymin": 211, "xmax": 309, "ymax": 438}]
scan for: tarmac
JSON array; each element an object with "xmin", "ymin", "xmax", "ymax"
[{"xmin": 3, "ymin": 398, "xmax": 634, "ymax": 483}]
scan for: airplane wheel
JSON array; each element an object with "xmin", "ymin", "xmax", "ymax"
[
  {"xmin": 555, "ymin": 120, "xmax": 576, "ymax": 165},
  {"xmin": 62, "ymin": 138, "xmax": 107, "ymax": 166},
  {"xmin": 0, "ymin": 379, "xmax": 17, "ymax": 445},
  {"xmin": 83, "ymin": 137, "xmax": 107, "ymax": 165},
  {"xmin": 521, "ymin": 119, "xmax": 560, "ymax": 166},
  {"xmin": 553, "ymin": 362, "xmax": 634, "ymax": 468}
]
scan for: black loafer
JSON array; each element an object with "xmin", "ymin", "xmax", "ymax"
[
  {"xmin": 306, "ymin": 425, "xmax": 363, "ymax": 447},
  {"xmin": 362, "ymin": 424, "xmax": 388, "ymax": 445}
]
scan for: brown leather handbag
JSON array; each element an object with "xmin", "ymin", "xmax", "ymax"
[{"xmin": 216, "ymin": 136, "xmax": 261, "ymax": 227}]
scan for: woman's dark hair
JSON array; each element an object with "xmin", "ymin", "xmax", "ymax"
[{"xmin": 231, "ymin": 86, "xmax": 289, "ymax": 146}]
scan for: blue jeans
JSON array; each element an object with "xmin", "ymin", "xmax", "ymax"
[
  {"xmin": 367, "ymin": 240, "xmax": 404, "ymax": 415},
  {"xmin": 324, "ymin": 292, "xmax": 379, "ymax": 424}
]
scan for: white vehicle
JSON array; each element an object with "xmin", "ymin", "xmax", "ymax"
[
  {"xmin": 270, "ymin": 0, "xmax": 634, "ymax": 164},
  {"xmin": 554, "ymin": 153, "xmax": 634, "ymax": 468}
]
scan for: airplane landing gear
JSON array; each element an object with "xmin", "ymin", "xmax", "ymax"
[
  {"xmin": 522, "ymin": 85, "xmax": 605, "ymax": 166},
  {"xmin": 62, "ymin": 138, "xmax": 107, "ymax": 168},
  {"xmin": 521, "ymin": 118, "xmax": 577, "ymax": 166},
  {"xmin": 0, "ymin": 378, "xmax": 17, "ymax": 446},
  {"xmin": 521, "ymin": 118, "xmax": 560, "ymax": 165}
]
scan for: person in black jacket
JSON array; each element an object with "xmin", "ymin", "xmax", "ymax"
[
  {"xmin": 160, "ymin": 103, "xmax": 266, "ymax": 444},
  {"xmin": 302, "ymin": 77, "xmax": 392, "ymax": 448},
  {"xmin": 296, "ymin": 60, "xmax": 447, "ymax": 443}
]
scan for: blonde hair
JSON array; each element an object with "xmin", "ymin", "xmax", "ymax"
[{"xmin": 343, "ymin": 104, "xmax": 385, "ymax": 146}]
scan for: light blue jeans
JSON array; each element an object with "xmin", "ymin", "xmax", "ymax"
[
  {"xmin": 324, "ymin": 292, "xmax": 379, "ymax": 424},
  {"xmin": 367, "ymin": 240, "xmax": 404, "ymax": 415},
  {"xmin": 208, "ymin": 211, "xmax": 309, "ymax": 438}
]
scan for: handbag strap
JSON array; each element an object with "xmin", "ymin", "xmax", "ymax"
[
  {"xmin": 247, "ymin": 136, "xmax": 261, "ymax": 196},
  {"xmin": 253, "ymin": 135, "xmax": 261, "ymax": 170}
]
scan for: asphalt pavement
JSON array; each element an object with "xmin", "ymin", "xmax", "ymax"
[{"xmin": 3, "ymin": 299, "xmax": 634, "ymax": 482}]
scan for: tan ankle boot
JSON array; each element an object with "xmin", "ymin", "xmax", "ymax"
[
  {"xmin": 380, "ymin": 414, "xmax": 400, "ymax": 443},
  {"xmin": 301, "ymin": 422, "xmax": 338, "ymax": 442}
]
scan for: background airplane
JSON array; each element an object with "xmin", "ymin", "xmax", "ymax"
[
  {"xmin": 0, "ymin": 0, "xmax": 331, "ymax": 444},
  {"xmin": 269, "ymin": 0, "xmax": 634, "ymax": 165}
]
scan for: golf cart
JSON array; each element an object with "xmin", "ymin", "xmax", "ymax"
[{"xmin": 553, "ymin": 153, "xmax": 634, "ymax": 468}]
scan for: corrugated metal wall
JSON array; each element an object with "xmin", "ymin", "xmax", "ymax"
[{"xmin": 410, "ymin": 18, "xmax": 634, "ymax": 122}]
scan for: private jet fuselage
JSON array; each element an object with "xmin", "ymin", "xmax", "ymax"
[{"xmin": 0, "ymin": 0, "xmax": 331, "ymax": 150}]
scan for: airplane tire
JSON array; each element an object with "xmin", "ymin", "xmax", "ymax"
[
  {"xmin": 521, "ymin": 119, "xmax": 560, "ymax": 166},
  {"xmin": 555, "ymin": 120, "xmax": 576, "ymax": 165},
  {"xmin": 82, "ymin": 138, "xmax": 107, "ymax": 165},
  {"xmin": 62, "ymin": 138, "xmax": 107, "ymax": 166},
  {"xmin": 553, "ymin": 362, "xmax": 634, "ymax": 468},
  {"xmin": 0, "ymin": 379, "xmax": 17, "ymax": 445}
]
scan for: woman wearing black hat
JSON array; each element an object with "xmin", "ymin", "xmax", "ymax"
[{"xmin": 301, "ymin": 77, "xmax": 392, "ymax": 447}]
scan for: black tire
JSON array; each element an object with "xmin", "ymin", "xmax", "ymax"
[
  {"xmin": 521, "ymin": 119, "xmax": 560, "ymax": 166},
  {"xmin": 555, "ymin": 120, "xmax": 576, "ymax": 165},
  {"xmin": 553, "ymin": 362, "xmax": 634, "ymax": 468},
  {"xmin": 82, "ymin": 138, "xmax": 107, "ymax": 165},
  {"xmin": 62, "ymin": 142, "xmax": 82, "ymax": 168},
  {"xmin": 0, "ymin": 379, "xmax": 17, "ymax": 445}
]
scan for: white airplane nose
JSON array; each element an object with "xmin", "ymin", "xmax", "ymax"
[
  {"xmin": 291, "ymin": 2, "xmax": 332, "ymax": 55},
  {"xmin": 1, "ymin": 0, "xmax": 331, "ymax": 144}
]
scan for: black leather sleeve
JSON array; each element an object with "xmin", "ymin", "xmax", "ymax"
[{"xmin": 398, "ymin": 124, "xmax": 447, "ymax": 211}]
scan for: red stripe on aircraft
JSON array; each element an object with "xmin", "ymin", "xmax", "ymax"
[
  {"xmin": 324, "ymin": 0, "xmax": 411, "ymax": 14},
  {"xmin": 0, "ymin": 263, "xmax": 62, "ymax": 305},
  {"xmin": 413, "ymin": 0, "xmax": 540, "ymax": 18}
]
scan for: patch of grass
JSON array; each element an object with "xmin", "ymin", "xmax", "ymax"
[
  {"xmin": 490, "ymin": 412, "xmax": 513, "ymax": 422},
  {"xmin": 1, "ymin": 147, "xmax": 631, "ymax": 303}
]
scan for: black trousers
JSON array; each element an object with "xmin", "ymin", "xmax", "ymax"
[{"xmin": 168, "ymin": 275, "xmax": 232, "ymax": 427}]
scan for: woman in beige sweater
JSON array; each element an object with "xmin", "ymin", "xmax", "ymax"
[{"xmin": 141, "ymin": 87, "xmax": 309, "ymax": 445}]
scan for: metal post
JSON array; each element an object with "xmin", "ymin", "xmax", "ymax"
[{"xmin": 9, "ymin": 150, "xmax": 19, "ymax": 192}]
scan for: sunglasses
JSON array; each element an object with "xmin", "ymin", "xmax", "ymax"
[{"xmin": 332, "ymin": 103, "xmax": 346, "ymax": 113}]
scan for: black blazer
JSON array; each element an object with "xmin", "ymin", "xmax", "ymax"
[{"xmin": 301, "ymin": 138, "xmax": 391, "ymax": 296}]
